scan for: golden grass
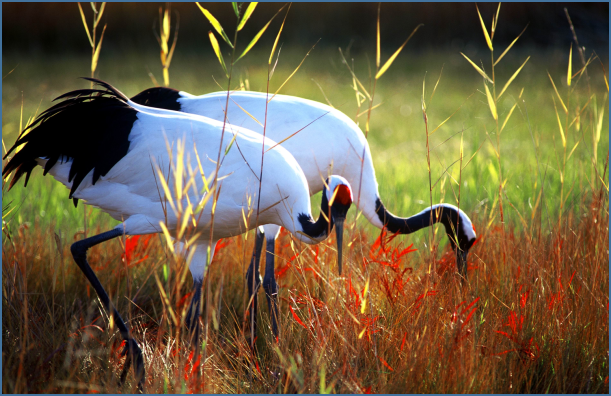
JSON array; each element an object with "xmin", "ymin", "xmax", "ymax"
[{"xmin": 2, "ymin": 180, "xmax": 608, "ymax": 393}]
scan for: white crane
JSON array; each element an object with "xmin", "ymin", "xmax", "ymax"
[
  {"xmin": 131, "ymin": 87, "xmax": 478, "ymax": 339},
  {"xmin": 2, "ymin": 79, "xmax": 354, "ymax": 388}
]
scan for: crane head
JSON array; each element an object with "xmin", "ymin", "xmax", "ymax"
[
  {"xmin": 325, "ymin": 176, "xmax": 353, "ymax": 276},
  {"xmin": 446, "ymin": 211, "xmax": 477, "ymax": 280}
]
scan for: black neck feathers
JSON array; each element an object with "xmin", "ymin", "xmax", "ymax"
[
  {"xmin": 2, "ymin": 79, "xmax": 138, "ymax": 206},
  {"xmin": 297, "ymin": 189, "xmax": 333, "ymax": 240},
  {"xmin": 130, "ymin": 87, "xmax": 182, "ymax": 111},
  {"xmin": 375, "ymin": 198, "xmax": 468, "ymax": 251}
]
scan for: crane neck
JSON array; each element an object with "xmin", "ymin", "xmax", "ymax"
[
  {"xmin": 297, "ymin": 189, "xmax": 334, "ymax": 241},
  {"xmin": 375, "ymin": 199, "xmax": 466, "ymax": 250}
]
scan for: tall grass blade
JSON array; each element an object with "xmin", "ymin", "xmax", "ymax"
[
  {"xmin": 491, "ymin": 2, "xmax": 501, "ymax": 39},
  {"xmin": 91, "ymin": 24, "xmax": 107, "ymax": 74},
  {"xmin": 177, "ymin": 204, "xmax": 192, "ymax": 240},
  {"xmin": 208, "ymin": 31, "xmax": 228, "ymax": 77},
  {"xmin": 155, "ymin": 167, "xmax": 177, "ymax": 215},
  {"xmin": 166, "ymin": 13, "xmax": 179, "ymax": 68},
  {"xmin": 77, "ymin": 3, "xmax": 94, "ymax": 48},
  {"xmin": 567, "ymin": 44, "xmax": 572, "ymax": 87},
  {"xmin": 94, "ymin": 2, "xmax": 106, "ymax": 28},
  {"xmin": 196, "ymin": 3, "xmax": 233, "ymax": 48},
  {"xmin": 265, "ymin": 109, "xmax": 331, "ymax": 151},
  {"xmin": 2, "ymin": 202, "xmax": 15, "ymax": 221},
  {"xmin": 572, "ymin": 54, "xmax": 595, "ymax": 82},
  {"xmin": 375, "ymin": 24, "xmax": 422, "ymax": 80},
  {"xmin": 237, "ymin": 4, "xmax": 286, "ymax": 63},
  {"xmin": 162, "ymin": 7, "xmax": 170, "ymax": 45},
  {"xmin": 360, "ymin": 278, "xmax": 369, "ymax": 314},
  {"xmin": 174, "ymin": 140, "xmax": 185, "ymax": 203},
  {"xmin": 462, "ymin": 138, "xmax": 486, "ymax": 170},
  {"xmin": 271, "ymin": 41, "xmax": 318, "ymax": 99},
  {"xmin": 461, "ymin": 53, "xmax": 493, "ymax": 83},
  {"xmin": 224, "ymin": 132, "xmax": 238, "ymax": 155},
  {"xmin": 599, "ymin": 174, "xmax": 609, "ymax": 192},
  {"xmin": 193, "ymin": 145, "xmax": 210, "ymax": 194},
  {"xmin": 236, "ymin": 17, "xmax": 271, "ymax": 62},
  {"xmin": 232, "ymin": 2, "xmax": 239, "ymax": 18},
  {"xmin": 339, "ymin": 48, "xmax": 371, "ymax": 100},
  {"xmin": 184, "ymin": 233, "xmax": 203, "ymax": 252},
  {"xmin": 547, "ymin": 72, "xmax": 567, "ymax": 114},
  {"xmin": 158, "ymin": 222, "xmax": 175, "ymax": 254},
  {"xmin": 500, "ymin": 102, "xmax": 517, "ymax": 133},
  {"xmin": 484, "ymin": 82, "xmax": 497, "ymax": 120},
  {"xmin": 162, "ymin": 69, "xmax": 169, "ymax": 87},
  {"xmin": 476, "ymin": 4, "xmax": 493, "ymax": 51},
  {"xmin": 237, "ymin": 2, "xmax": 257, "ymax": 31},
  {"xmin": 319, "ymin": 365, "xmax": 333, "ymax": 394},
  {"xmin": 153, "ymin": 272, "xmax": 178, "ymax": 326},
  {"xmin": 494, "ymin": 24, "xmax": 528, "ymax": 66},
  {"xmin": 267, "ymin": 3, "xmax": 292, "ymax": 64},
  {"xmin": 421, "ymin": 76, "xmax": 426, "ymax": 113},
  {"xmin": 460, "ymin": 131, "xmax": 464, "ymax": 167},
  {"xmin": 552, "ymin": 96, "xmax": 566, "ymax": 148},
  {"xmin": 497, "ymin": 56, "xmax": 530, "ymax": 99},
  {"xmin": 230, "ymin": 97, "xmax": 263, "ymax": 126},
  {"xmin": 195, "ymin": 188, "xmax": 215, "ymax": 214},
  {"xmin": 566, "ymin": 140, "xmax": 580, "ymax": 161},
  {"xmin": 595, "ymin": 94, "xmax": 607, "ymax": 144},
  {"xmin": 242, "ymin": 207, "xmax": 249, "ymax": 230},
  {"xmin": 356, "ymin": 103, "xmax": 382, "ymax": 118},
  {"xmin": 429, "ymin": 64, "xmax": 444, "ymax": 104},
  {"xmin": 269, "ymin": 4, "xmax": 290, "ymax": 65},
  {"xmin": 316, "ymin": 82, "xmax": 337, "ymax": 107}
]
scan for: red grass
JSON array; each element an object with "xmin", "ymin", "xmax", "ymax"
[{"xmin": 1, "ymin": 189, "xmax": 608, "ymax": 393}]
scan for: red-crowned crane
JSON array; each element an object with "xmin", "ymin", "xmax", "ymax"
[
  {"xmin": 131, "ymin": 88, "xmax": 478, "ymax": 339},
  {"xmin": 2, "ymin": 79, "xmax": 354, "ymax": 389}
]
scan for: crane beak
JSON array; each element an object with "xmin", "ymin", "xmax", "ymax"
[
  {"xmin": 334, "ymin": 216, "xmax": 345, "ymax": 275},
  {"xmin": 329, "ymin": 191, "xmax": 350, "ymax": 276}
]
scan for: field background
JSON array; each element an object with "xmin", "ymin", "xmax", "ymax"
[{"xmin": 2, "ymin": 2, "xmax": 609, "ymax": 393}]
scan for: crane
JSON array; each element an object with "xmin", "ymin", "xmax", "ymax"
[
  {"xmin": 2, "ymin": 79, "xmax": 354, "ymax": 388},
  {"xmin": 131, "ymin": 87, "xmax": 478, "ymax": 340}
]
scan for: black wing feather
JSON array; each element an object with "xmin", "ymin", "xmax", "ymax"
[
  {"xmin": 130, "ymin": 87, "xmax": 182, "ymax": 111},
  {"xmin": 2, "ymin": 79, "xmax": 138, "ymax": 204}
]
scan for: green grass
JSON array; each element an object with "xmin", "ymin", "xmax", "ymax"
[{"xmin": 3, "ymin": 48, "xmax": 607, "ymax": 244}]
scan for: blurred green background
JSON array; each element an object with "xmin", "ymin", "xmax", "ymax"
[{"xmin": 2, "ymin": 2, "xmax": 608, "ymax": 252}]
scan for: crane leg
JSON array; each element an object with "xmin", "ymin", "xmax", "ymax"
[
  {"xmin": 185, "ymin": 279, "xmax": 203, "ymax": 346},
  {"xmin": 245, "ymin": 228, "xmax": 264, "ymax": 348},
  {"xmin": 457, "ymin": 250, "xmax": 468, "ymax": 285},
  {"xmin": 70, "ymin": 228, "xmax": 145, "ymax": 391},
  {"xmin": 262, "ymin": 238, "xmax": 279, "ymax": 340}
]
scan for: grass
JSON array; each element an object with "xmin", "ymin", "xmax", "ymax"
[
  {"xmin": 3, "ymin": 48, "xmax": 607, "ymax": 238},
  {"xmin": 2, "ymin": 4, "xmax": 609, "ymax": 393},
  {"xmin": 2, "ymin": 186, "xmax": 608, "ymax": 393}
]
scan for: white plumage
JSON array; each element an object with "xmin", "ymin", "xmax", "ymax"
[
  {"xmin": 132, "ymin": 88, "xmax": 477, "ymax": 268},
  {"xmin": 3, "ymin": 79, "xmax": 354, "ymax": 387},
  {"xmin": 131, "ymin": 87, "xmax": 478, "ymax": 342}
]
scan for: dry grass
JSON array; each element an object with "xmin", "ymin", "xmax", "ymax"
[
  {"xmin": 2, "ymin": 3, "xmax": 609, "ymax": 394},
  {"xmin": 2, "ymin": 181, "xmax": 608, "ymax": 393}
]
